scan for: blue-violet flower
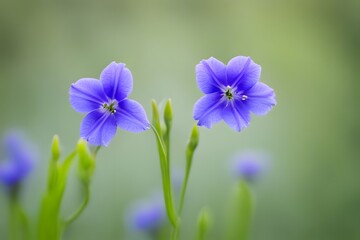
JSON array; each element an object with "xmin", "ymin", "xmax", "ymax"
[
  {"xmin": 232, "ymin": 151, "xmax": 268, "ymax": 181},
  {"xmin": 193, "ymin": 56, "xmax": 276, "ymax": 131},
  {"xmin": 0, "ymin": 132, "xmax": 35, "ymax": 188},
  {"xmin": 70, "ymin": 62, "xmax": 150, "ymax": 146},
  {"xmin": 127, "ymin": 198, "xmax": 166, "ymax": 232}
]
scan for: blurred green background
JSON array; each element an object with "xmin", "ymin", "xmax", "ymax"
[{"xmin": 1, "ymin": 0, "xmax": 359, "ymax": 239}]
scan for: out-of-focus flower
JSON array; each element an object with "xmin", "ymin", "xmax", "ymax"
[
  {"xmin": 193, "ymin": 56, "xmax": 276, "ymax": 131},
  {"xmin": 0, "ymin": 132, "xmax": 35, "ymax": 188},
  {"xmin": 69, "ymin": 62, "xmax": 150, "ymax": 146},
  {"xmin": 232, "ymin": 151, "xmax": 269, "ymax": 181},
  {"xmin": 126, "ymin": 196, "xmax": 166, "ymax": 233}
]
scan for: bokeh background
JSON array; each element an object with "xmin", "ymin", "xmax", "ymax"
[{"xmin": 1, "ymin": 0, "xmax": 359, "ymax": 239}]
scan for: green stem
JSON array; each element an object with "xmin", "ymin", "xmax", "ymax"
[
  {"xmin": 171, "ymin": 126, "xmax": 198, "ymax": 240},
  {"xmin": 150, "ymin": 125, "xmax": 179, "ymax": 228},
  {"xmin": 171, "ymin": 227, "xmax": 178, "ymax": 240},
  {"xmin": 37, "ymin": 150, "xmax": 77, "ymax": 240},
  {"xmin": 177, "ymin": 163, "xmax": 191, "ymax": 216},
  {"xmin": 164, "ymin": 129, "xmax": 170, "ymax": 171},
  {"xmin": 18, "ymin": 205, "xmax": 30, "ymax": 240},
  {"xmin": 227, "ymin": 180, "xmax": 253, "ymax": 240},
  {"xmin": 9, "ymin": 199, "xmax": 18, "ymax": 240},
  {"xmin": 8, "ymin": 194, "xmax": 30, "ymax": 240},
  {"xmin": 63, "ymin": 184, "xmax": 90, "ymax": 226},
  {"xmin": 93, "ymin": 146, "xmax": 101, "ymax": 156},
  {"xmin": 170, "ymin": 163, "xmax": 190, "ymax": 240}
]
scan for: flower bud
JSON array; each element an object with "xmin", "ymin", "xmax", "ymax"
[
  {"xmin": 188, "ymin": 125, "xmax": 199, "ymax": 151},
  {"xmin": 164, "ymin": 99, "xmax": 173, "ymax": 130},
  {"xmin": 77, "ymin": 139, "xmax": 95, "ymax": 185},
  {"xmin": 51, "ymin": 135, "xmax": 61, "ymax": 162}
]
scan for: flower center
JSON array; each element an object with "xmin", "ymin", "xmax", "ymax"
[
  {"xmin": 102, "ymin": 100, "xmax": 118, "ymax": 114},
  {"xmin": 224, "ymin": 86, "xmax": 234, "ymax": 100}
]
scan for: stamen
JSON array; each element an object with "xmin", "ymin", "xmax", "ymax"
[
  {"xmin": 241, "ymin": 95, "xmax": 248, "ymax": 101},
  {"xmin": 102, "ymin": 100, "xmax": 118, "ymax": 114},
  {"xmin": 224, "ymin": 86, "xmax": 234, "ymax": 100}
]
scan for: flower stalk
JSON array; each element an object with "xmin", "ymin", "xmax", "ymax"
[
  {"xmin": 196, "ymin": 207, "xmax": 212, "ymax": 240},
  {"xmin": 37, "ymin": 136, "xmax": 77, "ymax": 240},
  {"xmin": 8, "ymin": 186, "xmax": 29, "ymax": 240},
  {"xmin": 227, "ymin": 180, "xmax": 253, "ymax": 240},
  {"xmin": 151, "ymin": 100, "xmax": 179, "ymax": 228},
  {"xmin": 178, "ymin": 125, "xmax": 199, "ymax": 216}
]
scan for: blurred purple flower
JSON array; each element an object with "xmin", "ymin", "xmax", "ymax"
[
  {"xmin": 127, "ymin": 197, "xmax": 166, "ymax": 232},
  {"xmin": 232, "ymin": 151, "xmax": 268, "ymax": 181},
  {"xmin": 69, "ymin": 62, "xmax": 150, "ymax": 146},
  {"xmin": 193, "ymin": 56, "xmax": 276, "ymax": 131},
  {"xmin": 0, "ymin": 132, "xmax": 35, "ymax": 188}
]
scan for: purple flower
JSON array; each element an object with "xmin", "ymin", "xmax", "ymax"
[
  {"xmin": 232, "ymin": 151, "xmax": 268, "ymax": 181},
  {"xmin": 127, "ymin": 198, "xmax": 166, "ymax": 232},
  {"xmin": 69, "ymin": 62, "xmax": 150, "ymax": 146},
  {"xmin": 0, "ymin": 132, "xmax": 35, "ymax": 188},
  {"xmin": 193, "ymin": 56, "xmax": 276, "ymax": 131}
]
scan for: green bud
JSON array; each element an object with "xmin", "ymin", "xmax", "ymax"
[
  {"xmin": 77, "ymin": 139, "xmax": 95, "ymax": 185},
  {"xmin": 185, "ymin": 125, "xmax": 199, "ymax": 181},
  {"xmin": 51, "ymin": 135, "xmax": 61, "ymax": 162},
  {"xmin": 164, "ymin": 99, "xmax": 173, "ymax": 130},
  {"xmin": 188, "ymin": 125, "xmax": 199, "ymax": 150},
  {"xmin": 47, "ymin": 135, "xmax": 61, "ymax": 191},
  {"xmin": 151, "ymin": 100, "xmax": 161, "ymax": 132},
  {"xmin": 197, "ymin": 207, "xmax": 212, "ymax": 240}
]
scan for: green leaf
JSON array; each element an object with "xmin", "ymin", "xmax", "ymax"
[{"xmin": 37, "ymin": 136, "xmax": 77, "ymax": 240}]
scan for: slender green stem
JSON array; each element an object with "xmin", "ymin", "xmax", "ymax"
[
  {"xmin": 178, "ymin": 148, "xmax": 195, "ymax": 216},
  {"xmin": 63, "ymin": 184, "xmax": 90, "ymax": 226},
  {"xmin": 93, "ymin": 146, "xmax": 101, "ymax": 156},
  {"xmin": 164, "ymin": 130, "xmax": 170, "ymax": 169},
  {"xmin": 227, "ymin": 180, "xmax": 252, "ymax": 240},
  {"xmin": 170, "ymin": 163, "xmax": 191, "ymax": 240},
  {"xmin": 171, "ymin": 227, "xmax": 178, "ymax": 240},
  {"xmin": 64, "ymin": 186, "xmax": 90, "ymax": 227},
  {"xmin": 178, "ymin": 169, "xmax": 190, "ymax": 216},
  {"xmin": 151, "ymin": 125, "xmax": 167, "ymax": 165},
  {"xmin": 8, "ymin": 191, "xmax": 30, "ymax": 240},
  {"xmin": 38, "ymin": 150, "xmax": 77, "ymax": 240},
  {"xmin": 150, "ymin": 125, "xmax": 179, "ymax": 228},
  {"xmin": 18, "ymin": 205, "xmax": 30, "ymax": 239},
  {"xmin": 9, "ymin": 199, "xmax": 18, "ymax": 240}
]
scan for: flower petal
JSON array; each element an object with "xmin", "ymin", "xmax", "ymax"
[
  {"xmin": 193, "ymin": 92, "xmax": 226, "ymax": 128},
  {"xmin": 227, "ymin": 56, "xmax": 261, "ymax": 91},
  {"xmin": 115, "ymin": 99, "xmax": 150, "ymax": 132},
  {"xmin": 100, "ymin": 62, "xmax": 133, "ymax": 101},
  {"xmin": 0, "ymin": 161, "xmax": 19, "ymax": 187},
  {"xmin": 196, "ymin": 57, "xmax": 227, "ymax": 94},
  {"xmin": 244, "ymin": 82, "xmax": 276, "ymax": 115},
  {"xmin": 222, "ymin": 101, "xmax": 251, "ymax": 132},
  {"xmin": 0, "ymin": 132, "xmax": 35, "ymax": 187},
  {"xmin": 80, "ymin": 110, "xmax": 117, "ymax": 146},
  {"xmin": 69, "ymin": 78, "xmax": 108, "ymax": 113}
]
